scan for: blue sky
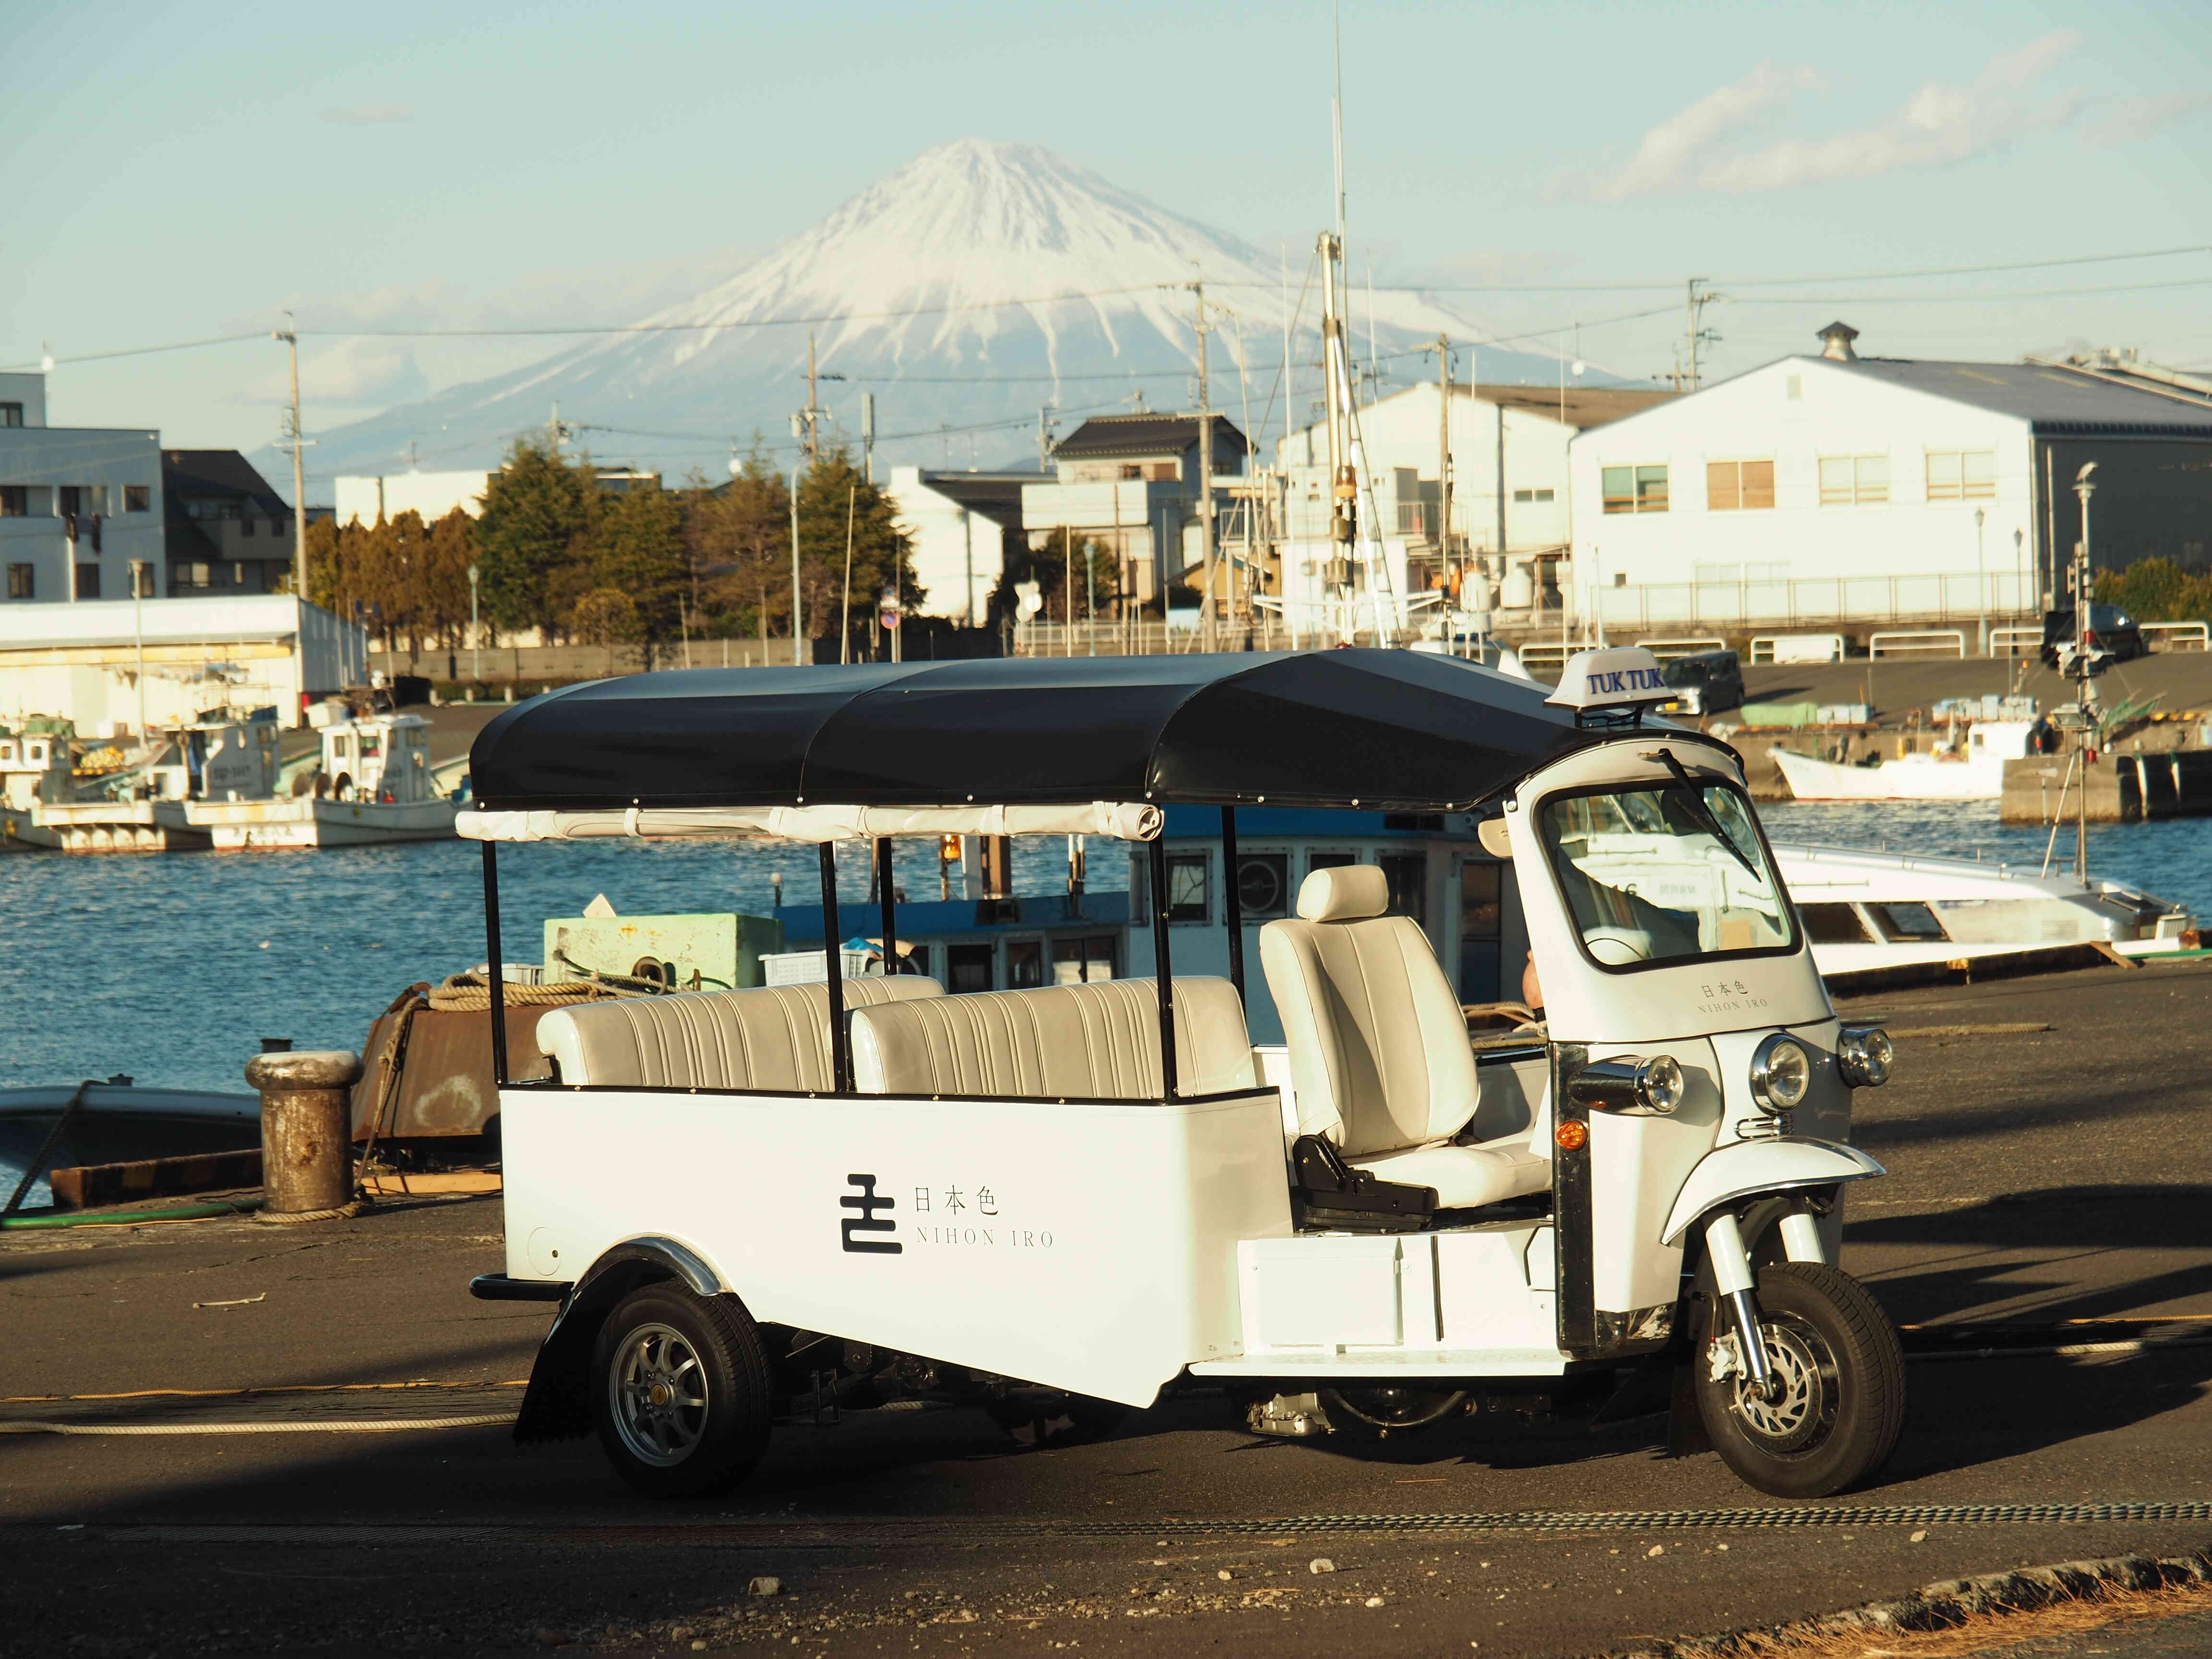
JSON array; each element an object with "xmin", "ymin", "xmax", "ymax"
[{"xmin": 4, "ymin": 0, "xmax": 2208, "ymax": 487}]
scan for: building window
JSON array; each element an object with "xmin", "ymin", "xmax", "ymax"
[
  {"xmin": 1166, "ymin": 852, "xmax": 1210, "ymax": 923},
  {"xmin": 5, "ymin": 564, "xmax": 31, "ymax": 599},
  {"xmin": 1234, "ymin": 852, "xmax": 1291, "ymax": 919},
  {"xmin": 1052, "ymin": 935, "xmax": 1118, "ymax": 984},
  {"xmin": 1707, "ymin": 459, "xmax": 1776, "ymax": 511},
  {"xmin": 59, "ymin": 485, "xmax": 83, "ymax": 517},
  {"xmin": 125, "ymin": 485, "xmax": 151, "ymax": 512},
  {"xmin": 73, "ymin": 563, "xmax": 100, "ymax": 600},
  {"xmin": 1511, "ymin": 488, "xmax": 1555, "ymax": 504},
  {"xmin": 0, "ymin": 403, "xmax": 21, "ymax": 428},
  {"xmin": 170, "ymin": 561, "xmax": 214, "ymax": 590},
  {"xmin": 240, "ymin": 515, "xmax": 254, "ymax": 536},
  {"xmin": 1378, "ymin": 852, "xmax": 1428, "ymax": 927},
  {"xmin": 1926, "ymin": 450, "xmax": 1996, "ymax": 502},
  {"xmin": 1601, "ymin": 464, "xmax": 1669, "ymax": 514},
  {"xmin": 0, "ymin": 486, "xmax": 24, "ymax": 518},
  {"xmin": 1818, "ymin": 455, "xmax": 1890, "ymax": 506},
  {"xmin": 1006, "ymin": 939, "xmax": 1046, "ymax": 988}
]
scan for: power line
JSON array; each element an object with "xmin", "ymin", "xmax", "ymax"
[{"xmin": 1730, "ymin": 274, "xmax": 2212, "ymax": 305}]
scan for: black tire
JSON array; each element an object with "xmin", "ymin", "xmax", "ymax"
[
  {"xmin": 1693, "ymin": 1261, "xmax": 1904, "ymax": 1498},
  {"xmin": 589, "ymin": 1285, "xmax": 772, "ymax": 1499}
]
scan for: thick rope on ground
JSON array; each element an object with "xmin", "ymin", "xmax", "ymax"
[{"xmin": 252, "ymin": 1201, "xmax": 362, "ymax": 1226}]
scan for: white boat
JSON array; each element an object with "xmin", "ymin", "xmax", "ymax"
[
  {"xmin": 1770, "ymin": 840, "xmax": 2193, "ymax": 976},
  {"xmin": 188, "ymin": 711, "xmax": 458, "ymax": 848},
  {"xmin": 1771, "ymin": 719, "xmax": 2035, "ymax": 802},
  {"xmin": 36, "ymin": 717, "xmax": 281, "ymax": 854},
  {"xmin": 0, "ymin": 721, "xmax": 72, "ymax": 852}
]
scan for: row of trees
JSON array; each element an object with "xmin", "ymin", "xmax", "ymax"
[
  {"xmin": 306, "ymin": 438, "xmax": 919, "ymax": 665},
  {"xmin": 2095, "ymin": 557, "xmax": 2212, "ymax": 627}
]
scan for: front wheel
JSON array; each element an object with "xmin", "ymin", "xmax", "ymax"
[
  {"xmin": 1693, "ymin": 1261, "xmax": 1904, "ymax": 1498},
  {"xmin": 590, "ymin": 1285, "xmax": 772, "ymax": 1499}
]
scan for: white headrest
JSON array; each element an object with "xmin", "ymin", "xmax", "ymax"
[{"xmin": 1296, "ymin": 864, "xmax": 1390, "ymax": 922}]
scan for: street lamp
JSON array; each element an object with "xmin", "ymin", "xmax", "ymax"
[
  {"xmin": 2013, "ymin": 527, "xmax": 2025, "ymax": 640},
  {"xmin": 1974, "ymin": 506, "xmax": 1987, "ymax": 658},
  {"xmin": 467, "ymin": 563, "xmax": 481, "ymax": 684}
]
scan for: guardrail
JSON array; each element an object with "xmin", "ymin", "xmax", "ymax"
[
  {"xmin": 1592, "ymin": 571, "xmax": 2035, "ymax": 631},
  {"xmin": 2144, "ymin": 622, "xmax": 2211, "ymax": 652},
  {"xmin": 1869, "ymin": 630, "xmax": 1966, "ymax": 660},
  {"xmin": 1634, "ymin": 636, "xmax": 1728, "ymax": 661},
  {"xmin": 1991, "ymin": 625, "xmax": 2041, "ymax": 658},
  {"xmin": 1516, "ymin": 642, "xmax": 1572, "ymax": 673},
  {"xmin": 1749, "ymin": 633, "xmax": 1845, "ymax": 665}
]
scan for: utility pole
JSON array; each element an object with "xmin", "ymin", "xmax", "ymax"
[
  {"xmin": 1435, "ymin": 334, "xmax": 1452, "ymax": 635},
  {"xmin": 1037, "ymin": 406, "xmax": 1056, "ymax": 473},
  {"xmin": 803, "ymin": 333, "xmax": 822, "ymax": 465},
  {"xmin": 1197, "ymin": 325, "xmax": 1217, "ymax": 652},
  {"xmin": 1683, "ymin": 279, "xmax": 1723, "ymax": 392},
  {"xmin": 468, "ymin": 563, "xmax": 481, "ymax": 682},
  {"xmin": 2070, "ymin": 463, "xmax": 2100, "ymax": 882},
  {"xmin": 788, "ymin": 415, "xmax": 806, "ymax": 666},
  {"xmin": 861, "ymin": 393, "xmax": 876, "ymax": 483},
  {"xmin": 271, "ymin": 314, "xmax": 310, "ymax": 604}
]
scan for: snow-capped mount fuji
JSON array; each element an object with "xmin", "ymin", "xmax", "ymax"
[{"xmin": 301, "ymin": 139, "xmax": 1582, "ymax": 484}]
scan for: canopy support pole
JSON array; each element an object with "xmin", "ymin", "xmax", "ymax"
[
  {"xmin": 876, "ymin": 838, "xmax": 898, "ymax": 974},
  {"xmin": 1147, "ymin": 834, "xmax": 1179, "ymax": 1100},
  {"xmin": 819, "ymin": 843, "xmax": 852, "ymax": 1091},
  {"xmin": 1220, "ymin": 805, "xmax": 1245, "ymax": 1003},
  {"xmin": 481, "ymin": 840, "xmax": 507, "ymax": 1088}
]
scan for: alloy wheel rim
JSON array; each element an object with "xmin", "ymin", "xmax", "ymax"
[
  {"xmin": 609, "ymin": 1322, "xmax": 710, "ymax": 1467},
  {"xmin": 1731, "ymin": 1315, "xmax": 1837, "ymax": 1452}
]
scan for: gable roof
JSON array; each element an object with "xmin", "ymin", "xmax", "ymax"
[
  {"xmin": 1460, "ymin": 384, "xmax": 1677, "ymax": 430},
  {"xmin": 1053, "ymin": 413, "xmax": 1249, "ymax": 461},
  {"xmin": 1821, "ymin": 359, "xmax": 2212, "ymax": 438},
  {"xmin": 162, "ymin": 450, "xmax": 289, "ymax": 511}
]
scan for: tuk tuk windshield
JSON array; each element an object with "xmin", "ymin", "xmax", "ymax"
[{"xmin": 1539, "ymin": 781, "xmax": 1797, "ymax": 970}]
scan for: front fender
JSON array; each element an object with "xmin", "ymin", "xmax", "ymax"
[{"xmin": 1660, "ymin": 1137, "xmax": 1884, "ymax": 1247}]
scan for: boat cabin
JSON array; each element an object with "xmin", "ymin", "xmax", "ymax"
[{"xmin": 317, "ymin": 713, "xmax": 437, "ymax": 804}]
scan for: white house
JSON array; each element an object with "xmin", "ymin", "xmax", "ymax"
[
  {"xmin": 0, "ymin": 373, "xmax": 167, "ymax": 605},
  {"xmin": 882, "ymin": 468, "xmax": 1030, "ymax": 624},
  {"xmin": 1566, "ymin": 325, "xmax": 2212, "ymax": 639},
  {"xmin": 334, "ymin": 469, "xmax": 493, "ymax": 528},
  {"xmin": 1274, "ymin": 379, "xmax": 1673, "ymax": 632}
]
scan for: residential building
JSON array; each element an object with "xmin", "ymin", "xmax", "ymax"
[
  {"xmin": 1022, "ymin": 413, "xmax": 1250, "ymax": 608},
  {"xmin": 1565, "ymin": 325, "xmax": 2212, "ymax": 638},
  {"xmin": 883, "ymin": 469, "xmax": 1029, "ymax": 624},
  {"xmin": 1273, "ymin": 380, "xmax": 1673, "ymax": 631},
  {"xmin": 0, "ymin": 373, "xmax": 165, "ymax": 605},
  {"xmin": 163, "ymin": 450, "xmax": 295, "ymax": 596}
]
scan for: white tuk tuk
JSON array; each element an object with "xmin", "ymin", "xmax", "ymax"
[{"xmin": 464, "ymin": 647, "xmax": 1904, "ymax": 1500}]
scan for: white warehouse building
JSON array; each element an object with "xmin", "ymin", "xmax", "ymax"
[{"xmin": 1567, "ymin": 325, "xmax": 2212, "ymax": 642}]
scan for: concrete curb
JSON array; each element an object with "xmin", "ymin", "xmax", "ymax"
[{"xmin": 1610, "ymin": 1547, "xmax": 2212, "ymax": 1658}]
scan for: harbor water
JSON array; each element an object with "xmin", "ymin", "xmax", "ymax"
[{"xmin": 4, "ymin": 805, "xmax": 2210, "ymax": 1098}]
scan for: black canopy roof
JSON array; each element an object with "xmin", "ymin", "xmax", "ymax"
[{"xmin": 468, "ymin": 650, "xmax": 1595, "ymax": 814}]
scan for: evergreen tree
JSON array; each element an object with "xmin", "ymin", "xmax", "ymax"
[
  {"xmin": 684, "ymin": 443, "xmax": 793, "ymax": 646},
  {"xmin": 592, "ymin": 481, "xmax": 688, "ymax": 667},
  {"xmin": 475, "ymin": 438, "xmax": 593, "ymax": 640},
  {"xmin": 795, "ymin": 445, "xmax": 917, "ymax": 657}
]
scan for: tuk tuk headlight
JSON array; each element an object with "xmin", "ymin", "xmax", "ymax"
[
  {"xmin": 1749, "ymin": 1034, "xmax": 1811, "ymax": 1114},
  {"xmin": 1837, "ymin": 1023, "xmax": 1894, "ymax": 1088},
  {"xmin": 1636, "ymin": 1054, "xmax": 1684, "ymax": 1115},
  {"xmin": 1566, "ymin": 1053, "xmax": 1684, "ymax": 1115}
]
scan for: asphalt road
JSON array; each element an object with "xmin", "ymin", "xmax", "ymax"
[{"xmin": 8, "ymin": 958, "xmax": 2212, "ymax": 1658}]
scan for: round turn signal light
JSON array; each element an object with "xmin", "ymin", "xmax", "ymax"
[{"xmin": 1554, "ymin": 1120, "xmax": 1589, "ymax": 1152}]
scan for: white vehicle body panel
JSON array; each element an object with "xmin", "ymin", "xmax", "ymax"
[
  {"xmin": 499, "ymin": 1084, "xmax": 1291, "ymax": 1408},
  {"xmin": 1660, "ymin": 1138, "xmax": 1886, "ymax": 1246}
]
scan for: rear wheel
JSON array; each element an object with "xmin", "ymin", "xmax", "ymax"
[
  {"xmin": 1693, "ymin": 1262, "xmax": 1904, "ymax": 1498},
  {"xmin": 590, "ymin": 1285, "xmax": 772, "ymax": 1499}
]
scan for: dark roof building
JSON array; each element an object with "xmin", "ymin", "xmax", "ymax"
[
  {"xmin": 163, "ymin": 450, "xmax": 295, "ymax": 596},
  {"xmin": 1051, "ymin": 413, "xmax": 1248, "ymax": 482}
]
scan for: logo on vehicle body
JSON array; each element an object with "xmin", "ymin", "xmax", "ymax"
[{"xmin": 840, "ymin": 1173, "xmax": 901, "ymax": 1254}]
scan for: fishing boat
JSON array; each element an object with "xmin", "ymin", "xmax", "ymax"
[
  {"xmin": 1771, "ymin": 720, "xmax": 2034, "ymax": 802},
  {"xmin": 0, "ymin": 720, "xmax": 70, "ymax": 852},
  {"xmin": 0, "ymin": 1081, "xmax": 260, "ymax": 1208},
  {"xmin": 35, "ymin": 716, "xmax": 281, "ymax": 853},
  {"xmin": 187, "ymin": 712, "xmax": 458, "ymax": 848}
]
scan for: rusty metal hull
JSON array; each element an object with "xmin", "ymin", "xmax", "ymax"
[{"xmin": 351, "ymin": 1004, "xmax": 553, "ymax": 1142}]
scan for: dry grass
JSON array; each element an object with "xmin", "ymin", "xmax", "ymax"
[{"xmin": 1689, "ymin": 1576, "xmax": 2212, "ymax": 1659}]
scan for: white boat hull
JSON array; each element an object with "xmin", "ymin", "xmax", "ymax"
[
  {"xmin": 36, "ymin": 799, "xmax": 212, "ymax": 853},
  {"xmin": 188, "ymin": 795, "xmax": 459, "ymax": 848},
  {"xmin": 1772, "ymin": 746, "xmax": 2004, "ymax": 802}
]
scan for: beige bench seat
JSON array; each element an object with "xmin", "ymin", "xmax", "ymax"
[
  {"xmin": 851, "ymin": 977, "xmax": 1256, "ymax": 1100},
  {"xmin": 537, "ymin": 976, "xmax": 944, "ymax": 1092}
]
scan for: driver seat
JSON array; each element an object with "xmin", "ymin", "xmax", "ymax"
[{"xmin": 1259, "ymin": 865, "xmax": 1549, "ymax": 1210}]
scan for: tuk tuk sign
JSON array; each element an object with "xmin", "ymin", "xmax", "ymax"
[{"xmin": 1545, "ymin": 647, "xmax": 1672, "ymax": 714}]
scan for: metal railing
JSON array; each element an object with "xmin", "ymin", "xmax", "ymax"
[
  {"xmin": 1634, "ymin": 636, "xmax": 1728, "ymax": 661},
  {"xmin": 1991, "ymin": 625, "xmax": 2041, "ymax": 658},
  {"xmin": 1748, "ymin": 633, "xmax": 1845, "ymax": 664},
  {"xmin": 1591, "ymin": 571, "xmax": 2035, "ymax": 631},
  {"xmin": 1868, "ymin": 630, "xmax": 1965, "ymax": 659},
  {"xmin": 2144, "ymin": 621, "xmax": 2211, "ymax": 652}
]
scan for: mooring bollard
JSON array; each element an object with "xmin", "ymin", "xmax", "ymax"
[{"xmin": 245, "ymin": 1049, "xmax": 362, "ymax": 1224}]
